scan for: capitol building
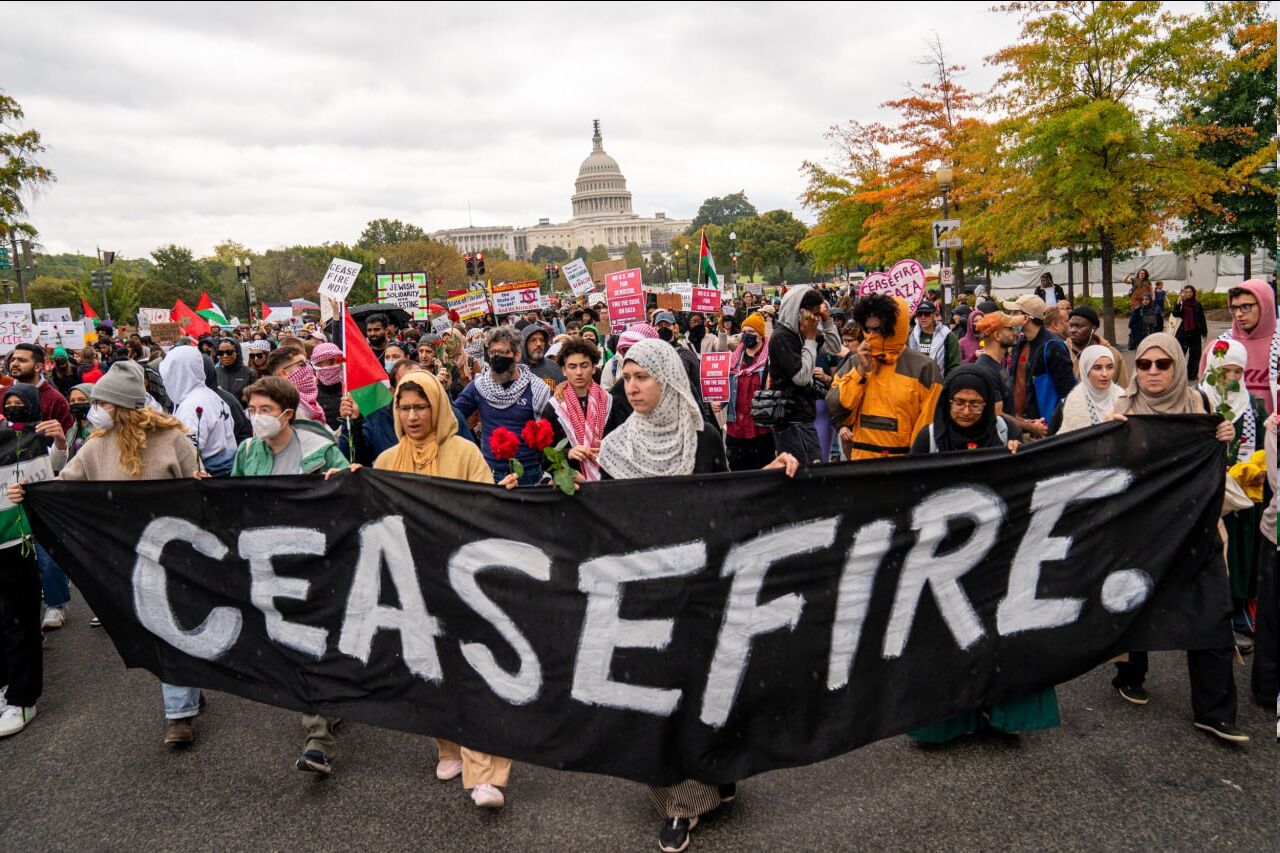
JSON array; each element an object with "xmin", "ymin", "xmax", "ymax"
[{"xmin": 431, "ymin": 121, "xmax": 691, "ymax": 260}]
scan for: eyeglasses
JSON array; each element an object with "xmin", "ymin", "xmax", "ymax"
[
  {"xmin": 396, "ymin": 404, "xmax": 431, "ymax": 415},
  {"xmin": 283, "ymin": 360, "xmax": 307, "ymax": 373},
  {"xmin": 1135, "ymin": 357, "xmax": 1174, "ymax": 372},
  {"xmin": 950, "ymin": 399, "xmax": 986, "ymax": 412},
  {"xmin": 1228, "ymin": 303, "xmax": 1258, "ymax": 314}
]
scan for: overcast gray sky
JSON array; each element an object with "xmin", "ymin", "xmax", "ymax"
[{"xmin": 7, "ymin": 2, "xmax": 1033, "ymax": 258}]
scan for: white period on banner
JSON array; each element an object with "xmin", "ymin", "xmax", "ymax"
[
  {"xmin": 562, "ymin": 258, "xmax": 596, "ymax": 296},
  {"xmin": 34, "ymin": 307, "xmax": 73, "ymax": 323},
  {"xmin": 318, "ymin": 258, "xmax": 363, "ymax": 302}
]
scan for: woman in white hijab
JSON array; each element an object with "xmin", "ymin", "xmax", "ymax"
[
  {"xmin": 596, "ymin": 338, "xmax": 798, "ymax": 853},
  {"xmin": 1049, "ymin": 344, "xmax": 1121, "ymax": 434}
]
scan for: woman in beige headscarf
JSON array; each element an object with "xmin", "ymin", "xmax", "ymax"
[
  {"xmin": 372, "ymin": 370, "xmax": 515, "ymax": 805},
  {"xmin": 1103, "ymin": 332, "xmax": 1248, "ymax": 743}
]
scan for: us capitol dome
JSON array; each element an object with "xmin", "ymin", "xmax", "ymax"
[{"xmin": 433, "ymin": 120, "xmax": 691, "ymax": 260}]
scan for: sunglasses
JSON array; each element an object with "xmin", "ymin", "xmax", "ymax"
[
  {"xmin": 249, "ymin": 352, "xmax": 267, "ymax": 359},
  {"xmin": 217, "ymin": 349, "xmax": 237, "ymax": 356},
  {"xmin": 1135, "ymin": 357, "xmax": 1174, "ymax": 372}
]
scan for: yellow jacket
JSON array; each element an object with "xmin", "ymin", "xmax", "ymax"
[{"xmin": 832, "ymin": 296, "xmax": 943, "ymax": 460}]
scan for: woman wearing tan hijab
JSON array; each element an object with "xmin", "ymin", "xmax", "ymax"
[
  {"xmin": 1104, "ymin": 332, "xmax": 1248, "ymax": 743},
  {"xmin": 372, "ymin": 370, "xmax": 515, "ymax": 805}
]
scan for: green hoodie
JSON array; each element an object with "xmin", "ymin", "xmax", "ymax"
[{"xmin": 230, "ymin": 419, "xmax": 349, "ymax": 477}]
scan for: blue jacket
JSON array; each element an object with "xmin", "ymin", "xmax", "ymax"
[
  {"xmin": 454, "ymin": 379, "xmax": 551, "ymax": 473},
  {"xmin": 339, "ymin": 401, "xmax": 477, "ymax": 467}
]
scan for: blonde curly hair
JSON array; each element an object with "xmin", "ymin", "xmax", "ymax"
[{"xmin": 92, "ymin": 405, "xmax": 188, "ymax": 477}]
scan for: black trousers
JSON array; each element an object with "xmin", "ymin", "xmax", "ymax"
[
  {"xmin": 0, "ymin": 546, "xmax": 43, "ymax": 707},
  {"xmin": 1176, "ymin": 332, "xmax": 1203, "ymax": 381},
  {"xmin": 1253, "ymin": 546, "xmax": 1278, "ymax": 700},
  {"xmin": 726, "ymin": 434, "xmax": 776, "ymax": 472},
  {"xmin": 1112, "ymin": 647, "xmax": 1237, "ymax": 724},
  {"xmin": 772, "ymin": 421, "xmax": 822, "ymax": 466}
]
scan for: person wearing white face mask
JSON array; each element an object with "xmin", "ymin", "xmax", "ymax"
[{"xmin": 226, "ymin": 375, "xmax": 350, "ymax": 775}]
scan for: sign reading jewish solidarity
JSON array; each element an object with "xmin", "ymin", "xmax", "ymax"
[
  {"xmin": 26, "ymin": 418, "xmax": 1230, "ymax": 787},
  {"xmin": 859, "ymin": 259, "xmax": 928, "ymax": 314},
  {"xmin": 489, "ymin": 280, "xmax": 542, "ymax": 316},
  {"xmin": 605, "ymin": 268, "xmax": 645, "ymax": 326},
  {"xmin": 376, "ymin": 272, "xmax": 428, "ymax": 320},
  {"xmin": 561, "ymin": 258, "xmax": 596, "ymax": 297},
  {"xmin": 317, "ymin": 257, "xmax": 363, "ymax": 303}
]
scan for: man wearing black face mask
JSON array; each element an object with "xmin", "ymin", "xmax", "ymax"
[{"xmin": 7, "ymin": 344, "xmax": 73, "ymax": 434}]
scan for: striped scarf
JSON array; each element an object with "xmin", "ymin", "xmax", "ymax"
[{"xmin": 556, "ymin": 383, "xmax": 610, "ymax": 481}]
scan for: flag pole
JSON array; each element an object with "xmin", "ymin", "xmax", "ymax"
[
  {"xmin": 696, "ymin": 231, "xmax": 703, "ymax": 288},
  {"xmin": 342, "ymin": 300, "xmax": 354, "ymax": 464}
]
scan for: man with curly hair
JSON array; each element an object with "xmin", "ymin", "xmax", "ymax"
[{"xmin": 832, "ymin": 294, "xmax": 942, "ymax": 460}]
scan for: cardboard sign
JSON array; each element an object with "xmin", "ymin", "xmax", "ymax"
[
  {"xmin": 655, "ymin": 293, "xmax": 683, "ymax": 313},
  {"xmin": 317, "ymin": 257, "xmax": 363, "ymax": 303},
  {"xmin": 447, "ymin": 290, "xmax": 490, "ymax": 322},
  {"xmin": 605, "ymin": 268, "xmax": 645, "ymax": 326},
  {"xmin": 35, "ymin": 322, "xmax": 86, "ymax": 352},
  {"xmin": 376, "ymin": 272, "xmax": 428, "ymax": 320},
  {"xmin": 137, "ymin": 307, "xmax": 170, "ymax": 336},
  {"xmin": 490, "ymin": 280, "xmax": 542, "ymax": 315},
  {"xmin": 561, "ymin": 258, "xmax": 596, "ymax": 296},
  {"xmin": 0, "ymin": 318, "xmax": 35, "ymax": 355},
  {"xmin": 692, "ymin": 287, "xmax": 721, "ymax": 314},
  {"xmin": 591, "ymin": 258, "xmax": 626, "ymax": 283},
  {"xmin": 699, "ymin": 352, "xmax": 732, "ymax": 403},
  {"xmin": 35, "ymin": 307, "xmax": 73, "ymax": 324},
  {"xmin": 0, "ymin": 303, "xmax": 32, "ymax": 323},
  {"xmin": 857, "ymin": 259, "xmax": 928, "ymax": 314},
  {"xmin": 148, "ymin": 322, "xmax": 183, "ymax": 344}
]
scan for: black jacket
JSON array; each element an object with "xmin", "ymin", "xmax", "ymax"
[{"xmin": 1008, "ymin": 328, "xmax": 1077, "ymax": 420}]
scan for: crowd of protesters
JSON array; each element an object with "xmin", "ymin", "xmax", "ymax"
[{"xmin": 0, "ymin": 273, "xmax": 1276, "ymax": 853}]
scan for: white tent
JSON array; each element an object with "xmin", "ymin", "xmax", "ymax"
[{"xmin": 990, "ymin": 249, "xmax": 1274, "ymax": 297}]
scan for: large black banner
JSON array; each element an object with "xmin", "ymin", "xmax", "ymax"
[{"xmin": 28, "ymin": 416, "xmax": 1231, "ymax": 786}]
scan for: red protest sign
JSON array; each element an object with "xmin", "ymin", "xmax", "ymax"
[
  {"xmin": 605, "ymin": 268, "xmax": 645, "ymax": 326},
  {"xmin": 691, "ymin": 287, "xmax": 722, "ymax": 314},
  {"xmin": 700, "ymin": 351, "xmax": 732, "ymax": 403}
]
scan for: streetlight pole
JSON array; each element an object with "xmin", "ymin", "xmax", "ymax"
[
  {"xmin": 935, "ymin": 165, "xmax": 954, "ymax": 321},
  {"xmin": 729, "ymin": 230, "xmax": 740, "ymax": 301},
  {"xmin": 235, "ymin": 257, "xmax": 254, "ymax": 325}
]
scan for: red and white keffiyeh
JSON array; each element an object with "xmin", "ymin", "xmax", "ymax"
[{"xmin": 558, "ymin": 382, "xmax": 610, "ymax": 481}]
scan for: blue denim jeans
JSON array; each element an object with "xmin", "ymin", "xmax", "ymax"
[
  {"xmin": 491, "ymin": 461, "xmax": 544, "ymax": 487},
  {"xmin": 36, "ymin": 541, "xmax": 71, "ymax": 609},
  {"xmin": 162, "ymin": 683, "xmax": 201, "ymax": 719}
]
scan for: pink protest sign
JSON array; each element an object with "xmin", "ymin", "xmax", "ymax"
[
  {"xmin": 605, "ymin": 268, "xmax": 646, "ymax": 326},
  {"xmin": 858, "ymin": 259, "xmax": 928, "ymax": 313},
  {"xmin": 699, "ymin": 351, "xmax": 732, "ymax": 403},
  {"xmin": 691, "ymin": 287, "xmax": 722, "ymax": 314}
]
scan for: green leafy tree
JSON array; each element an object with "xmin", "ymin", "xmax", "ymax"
[
  {"xmin": 623, "ymin": 241, "xmax": 645, "ymax": 271},
  {"xmin": 531, "ymin": 244, "xmax": 570, "ymax": 264},
  {"xmin": 356, "ymin": 218, "xmax": 428, "ymax": 248},
  {"xmin": 738, "ymin": 210, "xmax": 809, "ymax": 283},
  {"xmin": 586, "ymin": 244, "xmax": 611, "ymax": 264},
  {"xmin": 689, "ymin": 191, "xmax": 757, "ymax": 233},
  {"xmin": 573, "ymin": 246, "xmax": 590, "ymax": 262},
  {"xmin": 0, "ymin": 91, "xmax": 55, "ymax": 243}
]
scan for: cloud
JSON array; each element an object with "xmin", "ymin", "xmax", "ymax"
[{"xmin": 4, "ymin": 1, "xmax": 1024, "ymax": 258}]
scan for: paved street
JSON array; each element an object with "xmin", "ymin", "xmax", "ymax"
[{"xmin": 1, "ymin": 604, "xmax": 1273, "ymax": 852}]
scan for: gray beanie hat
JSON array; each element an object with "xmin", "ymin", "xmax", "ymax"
[{"xmin": 90, "ymin": 361, "xmax": 148, "ymax": 409}]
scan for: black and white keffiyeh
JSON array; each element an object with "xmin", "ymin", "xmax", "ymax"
[
  {"xmin": 597, "ymin": 339, "xmax": 704, "ymax": 480},
  {"xmin": 474, "ymin": 363, "xmax": 550, "ymax": 412}
]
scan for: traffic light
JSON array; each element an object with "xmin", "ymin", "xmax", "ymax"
[
  {"xmin": 0, "ymin": 245, "xmax": 9, "ymax": 271},
  {"xmin": 464, "ymin": 253, "xmax": 476, "ymax": 278},
  {"xmin": 476, "ymin": 252, "xmax": 486, "ymax": 276}
]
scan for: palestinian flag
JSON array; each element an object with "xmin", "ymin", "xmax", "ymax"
[
  {"xmin": 172, "ymin": 298, "xmax": 212, "ymax": 337},
  {"xmin": 261, "ymin": 302, "xmax": 292, "ymax": 323},
  {"xmin": 699, "ymin": 230, "xmax": 719, "ymax": 288},
  {"xmin": 81, "ymin": 299, "xmax": 100, "ymax": 327},
  {"xmin": 196, "ymin": 291, "xmax": 228, "ymax": 326},
  {"xmin": 342, "ymin": 307, "xmax": 392, "ymax": 415}
]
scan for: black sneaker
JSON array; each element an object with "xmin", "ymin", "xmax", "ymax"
[
  {"xmin": 1193, "ymin": 720, "xmax": 1250, "ymax": 743},
  {"xmin": 717, "ymin": 783, "xmax": 736, "ymax": 803},
  {"xmin": 1117, "ymin": 684, "xmax": 1149, "ymax": 705},
  {"xmin": 658, "ymin": 817, "xmax": 697, "ymax": 853},
  {"xmin": 295, "ymin": 749, "xmax": 332, "ymax": 774}
]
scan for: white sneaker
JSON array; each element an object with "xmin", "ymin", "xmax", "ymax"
[
  {"xmin": 41, "ymin": 607, "xmax": 66, "ymax": 630},
  {"xmin": 0, "ymin": 704, "xmax": 36, "ymax": 737},
  {"xmin": 436, "ymin": 759, "xmax": 463, "ymax": 781},
  {"xmin": 471, "ymin": 783, "xmax": 505, "ymax": 809},
  {"xmin": 0, "ymin": 685, "xmax": 7, "ymax": 710}
]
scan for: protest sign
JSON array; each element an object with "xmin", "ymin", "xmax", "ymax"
[
  {"xmin": 670, "ymin": 282, "xmax": 693, "ymax": 311},
  {"xmin": 431, "ymin": 315, "xmax": 453, "ymax": 334},
  {"xmin": 655, "ymin": 293, "xmax": 683, "ymax": 313},
  {"xmin": 561, "ymin": 258, "xmax": 596, "ymax": 296},
  {"xmin": 34, "ymin": 307, "xmax": 73, "ymax": 324},
  {"xmin": 490, "ymin": 280, "xmax": 542, "ymax": 316},
  {"xmin": 376, "ymin": 272, "xmax": 428, "ymax": 320},
  {"xmin": 591, "ymin": 258, "xmax": 626, "ymax": 283},
  {"xmin": 148, "ymin": 322, "xmax": 183, "ymax": 344},
  {"xmin": 692, "ymin": 287, "xmax": 722, "ymax": 314},
  {"xmin": 699, "ymin": 351, "xmax": 731, "ymax": 403},
  {"xmin": 605, "ymin": 268, "xmax": 645, "ymax": 326},
  {"xmin": 0, "ymin": 303, "xmax": 32, "ymax": 323},
  {"xmin": 447, "ymin": 290, "xmax": 490, "ymax": 322},
  {"xmin": 28, "ymin": 417, "xmax": 1230, "ymax": 787},
  {"xmin": 0, "ymin": 317, "xmax": 35, "ymax": 354},
  {"xmin": 317, "ymin": 258, "xmax": 363, "ymax": 303},
  {"xmin": 137, "ymin": 308, "xmax": 171, "ymax": 337},
  {"xmin": 745, "ymin": 282, "xmax": 764, "ymax": 297},
  {"xmin": 858, "ymin": 259, "xmax": 928, "ymax": 314},
  {"xmin": 35, "ymin": 322, "xmax": 86, "ymax": 352}
]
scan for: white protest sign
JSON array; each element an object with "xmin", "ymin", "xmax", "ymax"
[
  {"xmin": 857, "ymin": 259, "xmax": 928, "ymax": 314},
  {"xmin": 562, "ymin": 258, "xmax": 596, "ymax": 296},
  {"xmin": 34, "ymin": 307, "xmax": 73, "ymax": 324},
  {"xmin": 431, "ymin": 315, "xmax": 453, "ymax": 334},
  {"xmin": 317, "ymin": 258, "xmax": 363, "ymax": 303},
  {"xmin": 671, "ymin": 282, "xmax": 693, "ymax": 312},
  {"xmin": 376, "ymin": 272, "xmax": 427, "ymax": 315},
  {"xmin": 0, "ymin": 456, "xmax": 53, "ymax": 510},
  {"xmin": 35, "ymin": 322, "xmax": 86, "ymax": 352},
  {"xmin": 137, "ymin": 307, "xmax": 170, "ymax": 336},
  {"xmin": 0, "ymin": 317, "xmax": 36, "ymax": 355},
  {"xmin": 0, "ymin": 303, "xmax": 32, "ymax": 323},
  {"xmin": 490, "ymin": 280, "xmax": 541, "ymax": 315}
]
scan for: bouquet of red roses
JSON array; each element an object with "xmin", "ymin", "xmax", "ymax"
[{"xmin": 489, "ymin": 426, "xmax": 523, "ymax": 478}]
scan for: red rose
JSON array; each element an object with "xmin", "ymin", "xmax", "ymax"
[
  {"xmin": 1212, "ymin": 341, "xmax": 1229, "ymax": 356},
  {"xmin": 489, "ymin": 426, "xmax": 520, "ymax": 461},
  {"xmin": 521, "ymin": 418, "xmax": 554, "ymax": 452}
]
